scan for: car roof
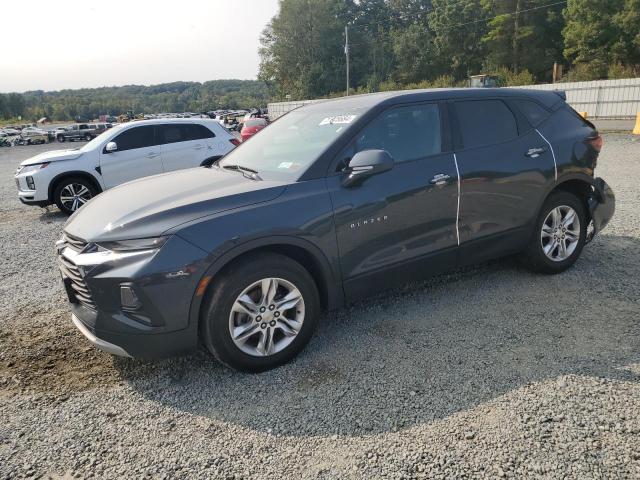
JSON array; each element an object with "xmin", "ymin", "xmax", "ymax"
[
  {"xmin": 300, "ymin": 87, "xmax": 564, "ymax": 112},
  {"xmin": 114, "ymin": 118, "xmax": 221, "ymax": 127}
]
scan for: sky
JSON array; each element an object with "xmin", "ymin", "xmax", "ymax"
[{"xmin": 0, "ymin": 0, "xmax": 280, "ymax": 93}]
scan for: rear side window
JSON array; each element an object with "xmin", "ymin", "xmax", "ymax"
[
  {"xmin": 513, "ymin": 99, "xmax": 550, "ymax": 126},
  {"xmin": 454, "ymin": 100, "xmax": 518, "ymax": 148},
  {"xmin": 160, "ymin": 124, "xmax": 215, "ymax": 143},
  {"xmin": 186, "ymin": 124, "xmax": 215, "ymax": 140},
  {"xmin": 113, "ymin": 126, "xmax": 156, "ymax": 151},
  {"xmin": 354, "ymin": 104, "xmax": 441, "ymax": 163}
]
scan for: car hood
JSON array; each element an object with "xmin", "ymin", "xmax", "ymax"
[
  {"xmin": 21, "ymin": 149, "xmax": 83, "ymax": 166},
  {"xmin": 64, "ymin": 167, "xmax": 287, "ymax": 242}
]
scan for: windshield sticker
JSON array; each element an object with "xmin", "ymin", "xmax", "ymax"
[
  {"xmin": 319, "ymin": 115, "xmax": 357, "ymax": 126},
  {"xmin": 278, "ymin": 162, "xmax": 294, "ymax": 169}
]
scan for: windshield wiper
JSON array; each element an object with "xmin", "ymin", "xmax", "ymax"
[{"xmin": 222, "ymin": 164, "xmax": 262, "ymax": 180}]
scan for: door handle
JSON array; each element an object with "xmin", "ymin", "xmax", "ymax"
[
  {"xmin": 430, "ymin": 173, "xmax": 450, "ymax": 185},
  {"xmin": 525, "ymin": 147, "xmax": 547, "ymax": 158},
  {"xmin": 193, "ymin": 144, "xmax": 205, "ymax": 150},
  {"xmin": 146, "ymin": 152, "xmax": 160, "ymax": 159}
]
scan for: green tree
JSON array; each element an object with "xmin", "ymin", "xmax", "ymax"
[
  {"xmin": 259, "ymin": 0, "xmax": 353, "ymax": 99},
  {"xmin": 482, "ymin": 0, "xmax": 564, "ymax": 79},
  {"xmin": 429, "ymin": 0, "xmax": 487, "ymax": 80},
  {"xmin": 563, "ymin": 0, "xmax": 624, "ymax": 78}
]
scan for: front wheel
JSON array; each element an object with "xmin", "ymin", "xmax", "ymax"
[
  {"xmin": 522, "ymin": 191, "xmax": 587, "ymax": 274},
  {"xmin": 57, "ymin": 135, "xmax": 65, "ymax": 142},
  {"xmin": 84, "ymin": 133, "xmax": 92, "ymax": 141},
  {"xmin": 53, "ymin": 177, "xmax": 98, "ymax": 215},
  {"xmin": 201, "ymin": 253, "xmax": 320, "ymax": 372}
]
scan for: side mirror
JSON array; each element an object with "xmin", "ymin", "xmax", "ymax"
[
  {"xmin": 342, "ymin": 149, "xmax": 394, "ymax": 187},
  {"xmin": 105, "ymin": 141, "xmax": 117, "ymax": 153}
]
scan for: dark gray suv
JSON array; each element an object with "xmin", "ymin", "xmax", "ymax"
[{"xmin": 57, "ymin": 88, "xmax": 615, "ymax": 371}]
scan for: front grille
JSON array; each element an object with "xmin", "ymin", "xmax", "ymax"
[
  {"xmin": 58, "ymin": 253, "xmax": 95, "ymax": 310},
  {"xmin": 63, "ymin": 233, "xmax": 87, "ymax": 252}
]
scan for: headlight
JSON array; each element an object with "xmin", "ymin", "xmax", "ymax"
[
  {"xmin": 16, "ymin": 162, "xmax": 49, "ymax": 175},
  {"xmin": 96, "ymin": 236, "xmax": 169, "ymax": 252}
]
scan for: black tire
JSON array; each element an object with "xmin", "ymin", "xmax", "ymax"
[
  {"xmin": 53, "ymin": 176, "xmax": 98, "ymax": 215},
  {"xmin": 84, "ymin": 133, "xmax": 92, "ymax": 141},
  {"xmin": 57, "ymin": 135, "xmax": 65, "ymax": 142},
  {"xmin": 201, "ymin": 252, "xmax": 320, "ymax": 372},
  {"xmin": 522, "ymin": 191, "xmax": 587, "ymax": 274}
]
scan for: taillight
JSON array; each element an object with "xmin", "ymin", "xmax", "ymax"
[
  {"xmin": 587, "ymin": 134, "xmax": 603, "ymax": 152},
  {"xmin": 229, "ymin": 138, "xmax": 240, "ymax": 147}
]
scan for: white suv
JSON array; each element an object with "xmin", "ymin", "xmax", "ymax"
[{"xmin": 15, "ymin": 119, "xmax": 239, "ymax": 214}]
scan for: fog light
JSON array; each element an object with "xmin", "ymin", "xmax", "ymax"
[
  {"xmin": 120, "ymin": 285, "xmax": 142, "ymax": 310},
  {"xmin": 26, "ymin": 176, "xmax": 35, "ymax": 190}
]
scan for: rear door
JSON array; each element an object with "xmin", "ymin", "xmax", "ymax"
[
  {"xmin": 450, "ymin": 98, "xmax": 556, "ymax": 261},
  {"xmin": 328, "ymin": 102, "xmax": 460, "ymax": 299},
  {"xmin": 158, "ymin": 123, "xmax": 217, "ymax": 172},
  {"xmin": 99, "ymin": 125, "xmax": 162, "ymax": 188}
]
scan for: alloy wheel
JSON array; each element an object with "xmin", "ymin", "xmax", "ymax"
[
  {"xmin": 228, "ymin": 277, "xmax": 305, "ymax": 357},
  {"xmin": 59, "ymin": 183, "xmax": 92, "ymax": 212},
  {"xmin": 540, "ymin": 205, "xmax": 581, "ymax": 262}
]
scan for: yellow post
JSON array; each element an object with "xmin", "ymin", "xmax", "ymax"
[
  {"xmin": 633, "ymin": 112, "xmax": 640, "ymax": 135},
  {"xmin": 578, "ymin": 112, "xmax": 588, "ymax": 118}
]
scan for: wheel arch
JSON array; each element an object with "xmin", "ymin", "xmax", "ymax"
[
  {"xmin": 189, "ymin": 237, "xmax": 344, "ymax": 334},
  {"xmin": 546, "ymin": 175, "xmax": 595, "ymax": 218},
  {"xmin": 48, "ymin": 170, "xmax": 103, "ymax": 203}
]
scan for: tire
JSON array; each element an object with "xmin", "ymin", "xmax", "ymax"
[
  {"xmin": 201, "ymin": 252, "xmax": 320, "ymax": 372},
  {"xmin": 57, "ymin": 135, "xmax": 65, "ymax": 142},
  {"xmin": 53, "ymin": 176, "xmax": 98, "ymax": 215},
  {"xmin": 522, "ymin": 191, "xmax": 587, "ymax": 274},
  {"xmin": 84, "ymin": 133, "xmax": 91, "ymax": 141}
]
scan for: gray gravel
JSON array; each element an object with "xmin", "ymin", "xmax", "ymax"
[{"xmin": 1, "ymin": 136, "xmax": 639, "ymax": 479}]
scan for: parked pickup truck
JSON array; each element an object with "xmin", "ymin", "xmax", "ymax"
[{"xmin": 56, "ymin": 124, "xmax": 99, "ymax": 142}]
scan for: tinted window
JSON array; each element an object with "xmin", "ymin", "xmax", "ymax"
[
  {"xmin": 187, "ymin": 124, "xmax": 215, "ymax": 140},
  {"xmin": 160, "ymin": 124, "xmax": 215, "ymax": 144},
  {"xmin": 354, "ymin": 104, "xmax": 441, "ymax": 163},
  {"xmin": 112, "ymin": 126, "xmax": 156, "ymax": 151},
  {"xmin": 161, "ymin": 124, "xmax": 184, "ymax": 144},
  {"xmin": 454, "ymin": 100, "xmax": 518, "ymax": 148},
  {"xmin": 514, "ymin": 99, "xmax": 550, "ymax": 126}
]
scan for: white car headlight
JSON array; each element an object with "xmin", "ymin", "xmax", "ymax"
[{"xmin": 16, "ymin": 162, "xmax": 50, "ymax": 175}]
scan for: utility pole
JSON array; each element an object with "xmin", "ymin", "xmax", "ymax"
[{"xmin": 345, "ymin": 25, "xmax": 350, "ymax": 96}]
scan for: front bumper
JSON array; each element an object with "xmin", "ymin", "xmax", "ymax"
[
  {"xmin": 72, "ymin": 313, "xmax": 131, "ymax": 357},
  {"xmin": 587, "ymin": 177, "xmax": 615, "ymax": 241},
  {"xmin": 58, "ymin": 234, "xmax": 209, "ymax": 358}
]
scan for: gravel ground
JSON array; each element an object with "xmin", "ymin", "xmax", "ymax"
[{"xmin": 0, "ymin": 137, "xmax": 639, "ymax": 479}]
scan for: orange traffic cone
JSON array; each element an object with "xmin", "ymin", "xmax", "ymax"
[
  {"xmin": 633, "ymin": 112, "xmax": 640, "ymax": 135},
  {"xmin": 578, "ymin": 112, "xmax": 588, "ymax": 118}
]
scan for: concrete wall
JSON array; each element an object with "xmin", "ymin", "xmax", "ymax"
[{"xmin": 267, "ymin": 77, "xmax": 640, "ymax": 120}]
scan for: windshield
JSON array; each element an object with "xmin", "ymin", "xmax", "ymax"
[
  {"xmin": 79, "ymin": 124, "xmax": 124, "ymax": 152},
  {"xmin": 219, "ymin": 108, "xmax": 361, "ymax": 181}
]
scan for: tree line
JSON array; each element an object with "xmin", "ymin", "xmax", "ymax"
[
  {"xmin": 259, "ymin": 0, "xmax": 640, "ymax": 100},
  {"xmin": 0, "ymin": 80, "xmax": 269, "ymax": 122}
]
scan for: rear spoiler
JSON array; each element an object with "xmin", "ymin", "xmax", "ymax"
[{"xmin": 553, "ymin": 90, "xmax": 566, "ymax": 101}]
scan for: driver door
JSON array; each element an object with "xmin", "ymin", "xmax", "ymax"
[
  {"xmin": 327, "ymin": 103, "xmax": 460, "ymax": 299},
  {"xmin": 99, "ymin": 125, "xmax": 163, "ymax": 188}
]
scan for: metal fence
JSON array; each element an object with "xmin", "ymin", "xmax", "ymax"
[{"xmin": 268, "ymin": 77, "xmax": 640, "ymax": 120}]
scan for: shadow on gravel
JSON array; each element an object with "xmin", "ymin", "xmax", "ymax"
[
  {"xmin": 0, "ymin": 308, "xmax": 164, "ymax": 398},
  {"xmin": 67, "ymin": 236, "xmax": 640, "ymax": 434}
]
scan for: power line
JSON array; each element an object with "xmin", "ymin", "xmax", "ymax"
[
  {"xmin": 433, "ymin": 0, "xmax": 567, "ymax": 31},
  {"xmin": 347, "ymin": 0, "xmax": 567, "ymax": 33}
]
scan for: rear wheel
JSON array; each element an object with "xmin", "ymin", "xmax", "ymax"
[
  {"xmin": 57, "ymin": 135, "xmax": 65, "ymax": 142},
  {"xmin": 522, "ymin": 191, "xmax": 587, "ymax": 273},
  {"xmin": 53, "ymin": 177, "xmax": 98, "ymax": 215},
  {"xmin": 201, "ymin": 253, "xmax": 320, "ymax": 372},
  {"xmin": 84, "ymin": 133, "xmax": 92, "ymax": 141}
]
